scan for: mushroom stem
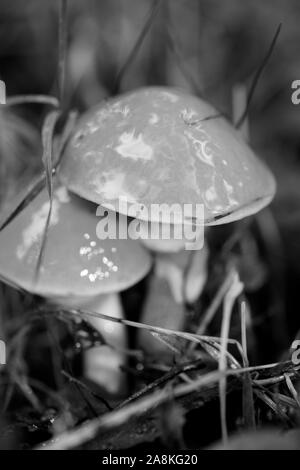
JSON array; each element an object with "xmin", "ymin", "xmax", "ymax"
[
  {"xmin": 81, "ymin": 293, "xmax": 127, "ymax": 395},
  {"xmin": 54, "ymin": 293, "xmax": 127, "ymax": 395},
  {"xmin": 139, "ymin": 241, "xmax": 208, "ymax": 357}
]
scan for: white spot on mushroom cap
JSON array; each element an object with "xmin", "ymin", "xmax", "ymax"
[
  {"xmin": 184, "ymin": 129, "xmax": 215, "ymax": 167},
  {"xmin": 205, "ymin": 186, "xmax": 218, "ymax": 202},
  {"xmin": 160, "ymin": 91, "xmax": 179, "ymax": 103},
  {"xmin": 86, "ymin": 120, "xmax": 100, "ymax": 134},
  {"xmin": 95, "ymin": 172, "xmax": 126, "ymax": 200},
  {"xmin": 181, "ymin": 108, "xmax": 197, "ymax": 122},
  {"xmin": 95, "ymin": 170, "xmax": 137, "ymax": 204},
  {"xmin": 78, "ymin": 237, "xmax": 119, "ymax": 283},
  {"xmin": 112, "ymin": 104, "xmax": 130, "ymax": 117},
  {"xmin": 149, "ymin": 113, "xmax": 159, "ymax": 125},
  {"xmin": 17, "ymin": 187, "xmax": 70, "ymax": 260},
  {"xmin": 95, "ymin": 108, "xmax": 111, "ymax": 126},
  {"xmin": 115, "ymin": 130, "xmax": 153, "ymax": 161},
  {"xmin": 80, "ymin": 246, "xmax": 92, "ymax": 255},
  {"xmin": 224, "ymin": 180, "xmax": 239, "ymax": 206},
  {"xmin": 211, "ymin": 205, "xmax": 225, "ymax": 213}
]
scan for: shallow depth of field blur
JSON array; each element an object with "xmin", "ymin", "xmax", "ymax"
[{"xmin": 1, "ymin": 0, "xmax": 300, "ymax": 450}]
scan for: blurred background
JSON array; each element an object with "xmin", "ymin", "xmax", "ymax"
[{"xmin": 1, "ymin": 0, "xmax": 300, "ymax": 450}]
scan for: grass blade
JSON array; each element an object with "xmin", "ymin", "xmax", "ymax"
[
  {"xmin": 34, "ymin": 111, "xmax": 60, "ymax": 285},
  {"xmin": 0, "ymin": 109, "xmax": 73, "ymax": 232},
  {"xmin": 236, "ymin": 23, "xmax": 282, "ymax": 129},
  {"xmin": 5, "ymin": 95, "xmax": 59, "ymax": 107},
  {"xmin": 58, "ymin": 0, "xmax": 68, "ymax": 106},
  {"xmin": 113, "ymin": 0, "xmax": 163, "ymax": 94},
  {"xmin": 240, "ymin": 299, "xmax": 256, "ymax": 429},
  {"xmin": 219, "ymin": 271, "xmax": 243, "ymax": 444}
]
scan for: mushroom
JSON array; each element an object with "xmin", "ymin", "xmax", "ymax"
[
  {"xmin": 0, "ymin": 80, "xmax": 5, "ymax": 105},
  {"xmin": 57, "ymin": 86, "xmax": 276, "ymax": 355},
  {"xmin": 0, "ymin": 184, "xmax": 151, "ymax": 393}
]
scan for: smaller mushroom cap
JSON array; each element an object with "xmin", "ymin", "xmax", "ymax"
[
  {"xmin": 0, "ymin": 185, "xmax": 151, "ymax": 298},
  {"xmin": 58, "ymin": 87, "xmax": 276, "ymax": 226}
]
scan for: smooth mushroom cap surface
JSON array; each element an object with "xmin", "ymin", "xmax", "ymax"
[
  {"xmin": 0, "ymin": 186, "xmax": 151, "ymax": 298},
  {"xmin": 58, "ymin": 86, "xmax": 276, "ymax": 225}
]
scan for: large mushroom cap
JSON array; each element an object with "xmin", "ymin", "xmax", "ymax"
[
  {"xmin": 58, "ymin": 86, "xmax": 276, "ymax": 225},
  {"xmin": 0, "ymin": 186, "xmax": 151, "ymax": 298}
]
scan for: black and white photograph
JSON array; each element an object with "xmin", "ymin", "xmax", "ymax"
[{"xmin": 0, "ymin": 0, "xmax": 300, "ymax": 455}]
